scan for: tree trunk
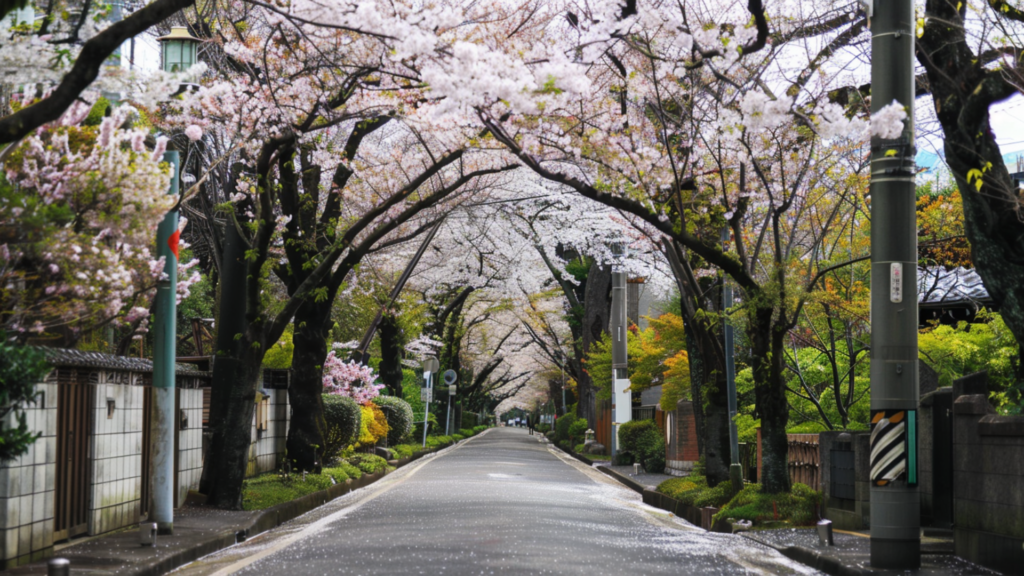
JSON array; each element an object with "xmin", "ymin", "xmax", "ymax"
[
  {"xmin": 200, "ymin": 216, "xmax": 248, "ymax": 496},
  {"xmin": 378, "ymin": 313, "xmax": 405, "ymax": 396},
  {"xmin": 749, "ymin": 308, "xmax": 791, "ymax": 494},
  {"xmin": 580, "ymin": 261, "xmax": 612, "ymax": 427},
  {"xmin": 202, "ymin": 346, "xmax": 263, "ymax": 508},
  {"xmin": 286, "ymin": 299, "xmax": 331, "ymax": 472}
]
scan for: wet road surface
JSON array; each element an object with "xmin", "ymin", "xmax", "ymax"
[{"xmin": 173, "ymin": 427, "xmax": 819, "ymax": 575}]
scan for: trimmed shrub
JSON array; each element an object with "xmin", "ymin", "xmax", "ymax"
[
  {"xmin": 554, "ymin": 412, "xmax": 577, "ymax": 444},
  {"xmin": 574, "ymin": 443, "xmax": 585, "ymax": 453},
  {"xmin": 374, "ymin": 395, "xmax": 415, "ymax": 445},
  {"xmin": 535, "ymin": 423, "xmax": 551, "ymax": 434},
  {"xmin": 322, "ymin": 395, "xmax": 361, "ymax": 459},
  {"xmin": 618, "ymin": 419, "xmax": 665, "ymax": 472},
  {"xmin": 458, "ymin": 428, "xmax": 473, "ymax": 437},
  {"xmin": 347, "ymin": 453, "xmax": 392, "ymax": 475},
  {"xmin": 712, "ymin": 483, "xmax": 821, "ymax": 526},
  {"xmin": 472, "ymin": 425, "xmax": 488, "ymax": 434},
  {"xmin": 568, "ymin": 419, "xmax": 589, "ymax": 444},
  {"xmin": 358, "ymin": 403, "xmax": 390, "ymax": 446}
]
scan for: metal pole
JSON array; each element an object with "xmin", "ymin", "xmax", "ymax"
[
  {"xmin": 869, "ymin": 0, "xmax": 920, "ymax": 568},
  {"xmin": 445, "ymin": 391, "xmax": 452, "ymax": 436},
  {"xmin": 152, "ymin": 150, "xmax": 179, "ymax": 535},
  {"xmin": 560, "ymin": 354, "xmax": 566, "ymax": 416},
  {"xmin": 422, "ymin": 372, "xmax": 431, "ymax": 448},
  {"xmin": 610, "ymin": 270, "xmax": 630, "ymax": 458},
  {"xmin": 721, "ymin": 223, "xmax": 742, "ymax": 492}
]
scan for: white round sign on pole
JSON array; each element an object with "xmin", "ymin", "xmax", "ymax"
[{"xmin": 443, "ymin": 369, "xmax": 457, "ymax": 386}]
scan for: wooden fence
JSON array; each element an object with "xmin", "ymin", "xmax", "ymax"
[{"xmin": 756, "ymin": 430, "xmax": 821, "ymax": 489}]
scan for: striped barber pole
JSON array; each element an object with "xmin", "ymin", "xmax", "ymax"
[{"xmin": 869, "ymin": 409, "xmax": 918, "ymax": 487}]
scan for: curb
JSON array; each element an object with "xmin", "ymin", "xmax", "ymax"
[{"xmin": 739, "ymin": 534, "xmax": 876, "ymax": 576}]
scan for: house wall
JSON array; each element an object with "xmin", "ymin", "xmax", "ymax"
[{"xmin": 0, "ymin": 383, "xmax": 57, "ymax": 568}]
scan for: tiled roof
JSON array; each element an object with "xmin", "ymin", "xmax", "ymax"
[
  {"xmin": 40, "ymin": 348, "xmax": 211, "ymax": 377},
  {"xmin": 918, "ymin": 266, "xmax": 991, "ymax": 305}
]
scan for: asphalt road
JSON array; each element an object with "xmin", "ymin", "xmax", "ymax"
[{"xmin": 173, "ymin": 427, "xmax": 820, "ymax": 576}]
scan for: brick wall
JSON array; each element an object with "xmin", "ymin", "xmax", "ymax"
[
  {"xmin": 0, "ymin": 382, "xmax": 57, "ymax": 568},
  {"xmin": 665, "ymin": 400, "xmax": 698, "ymax": 476}
]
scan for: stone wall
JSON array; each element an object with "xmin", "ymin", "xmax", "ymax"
[
  {"xmin": 665, "ymin": 400, "xmax": 698, "ymax": 476},
  {"xmin": 818, "ymin": 430, "xmax": 871, "ymax": 530},
  {"xmin": 0, "ymin": 382, "xmax": 57, "ymax": 568},
  {"xmin": 88, "ymin": 382, "xmax": 144, "ymax": 536},
  {"xmin": 951, "ymin": 391, "xmax": 1024, "ymax": 573}
]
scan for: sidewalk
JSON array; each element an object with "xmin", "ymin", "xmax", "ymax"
[
  {"xmin": 8, "ymin": 506, "xmax": 261, "ymax": 576},
  {"xmin": 739, "ymin": 528, "xmax": 1000, "ymax": 576}
]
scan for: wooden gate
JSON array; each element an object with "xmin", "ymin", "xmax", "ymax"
[{"xmin": 54, "ymin": 379, "xmax": 93, "ymax": 542}]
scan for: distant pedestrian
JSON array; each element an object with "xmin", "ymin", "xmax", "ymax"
[{"xmin": 527, "ymin": 416, "xmax": 534, "ymax": 435}]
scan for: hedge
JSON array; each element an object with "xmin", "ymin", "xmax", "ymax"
[
  {"xmin": 374, "ymin": 395, "xmax": 415, "ymax": 445},
  {"xmin": 322, "ymin": 395, "xmax": 361, "ymax": 459}
]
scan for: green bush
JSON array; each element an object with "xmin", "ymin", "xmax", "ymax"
[
  {"xmin": 568, "ymin": 419, "xmax": 589, "ymax": 444},
  {"xmin": 242, "ymin": 471, "xmax": 333, "ymax": 511},
  {"xmin": 374, "ymin": 395, "xmax": 415, "ymax": 445},
  {"xmin": 535, "ymin": 423, "xmax": 551, "ymax": 434},
  {"xmin": 555, "ymin": 412, "xmax": 577, "ymax": 444},
  {"xmin": 452, "ymin": 433, "xmax": 465, "ymax": 441},
  {"xmin": 472, "ymin": 425, "xmax": 488, "ymax": 433},
  {"xmin": 391, "ymin": 444, "xmax": 416, "ymax": 459},
  {"xmin": 574, "ymin": 443, "xmax": 585, "ymax": 453},
  {"xmin": 347, "ymin": 453, "xmax": 392, "ymax": 475},
  {"xmin": 713, "ymin": 483, "xmax": 821, "ymax": 526},
  {"xmin": 322, "ymin": 395, "xmax": 361, "ymax": 460},
  {"xmin": 558, "ymin": 440, "xmax": 572, "ymax": 451},
  {"xmin": 320, "ymin": 465, "xmax": 351, "ymax": 483},
  {"xmin": 458, "ymin": 428, "xmax": 473, "ymax": 437},
  {"xmin": 617, "ymin": 420, "xmax": 665, "ymax": 472}
]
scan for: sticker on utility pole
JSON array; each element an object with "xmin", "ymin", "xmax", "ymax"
[{"xmin": 890, "ymin": 263, "xmax": 902, "ymax": 303}]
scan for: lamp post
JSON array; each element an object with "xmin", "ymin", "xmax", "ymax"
[
  {"xmin": 157, "ymin": 27, "xmax": 201, "ymax": 73},
  {"xmin": 150, "ymin": 30, "xmax": 199, "ymax": 535},
  {"xmin": 869, "ymin": 0, "xmax": 920, "ymax": 568},
  {"xmin": 151, "ymin": 152, "xmax": 179, "ymax": 535}
]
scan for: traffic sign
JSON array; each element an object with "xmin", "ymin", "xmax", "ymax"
[
  {"xmin": 420, "ymin": 388, "xmax": 432, "ymax": 403},
  {"xmin": 443, "ymin": 369, "xmax": 458, "ymax": 385},
  {"xmin": 448, "ymin": 385, "xmax": 456, "ymax": 395},
  {"xmin": 422, "ymin": 356, "xmax": 439, "ymax": 374}
]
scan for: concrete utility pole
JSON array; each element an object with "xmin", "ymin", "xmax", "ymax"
[
  {"xmin": 869, "ymin": 0, "xmax": 920, "ymax": 568},
  {"xmin": 721, "ymin": 223, "xmax": 741, "ymax": 493},
  {"xmin": 610, "ymin": 270, "xmax": 631, "ymax": 458},
  {"xmin": 152, "ymin": 151, "xmax": 180, "ymax": 535}
]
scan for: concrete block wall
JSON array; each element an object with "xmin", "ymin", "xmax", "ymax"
[
  {"xmin": 247, "ymin": 388, "xmax": 289, "ymax": 477},
  {"xmin": 665, "ymin": 400, "xmax": 698, "ymax": 476},
  {"xmin": 176, "ymin": 389, "xmax": 204, "ymax": 506},
  {"xmin": 951, "ymin": 393, "xmax": 1024, "ymax": 574},
  {"xmin": 88, "ymin": 382, "xmax": 143, "ymax": 536},
  {"xmin": 0, "ymin": 383, "xmax": 57, "ymax": 568}
]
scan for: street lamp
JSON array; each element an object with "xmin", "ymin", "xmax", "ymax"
[{"xmin": 157, "ymin": 27, "xmax": 201, "ymax": 73}]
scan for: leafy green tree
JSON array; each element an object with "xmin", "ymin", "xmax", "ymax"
[{"xmin": 0, "ymin": 339, "xmax": 47, "ymax": 460}]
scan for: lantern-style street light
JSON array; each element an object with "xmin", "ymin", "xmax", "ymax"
[{"xmin": 157, "ymin": 26, "xmax": 201, "ymax": 73}]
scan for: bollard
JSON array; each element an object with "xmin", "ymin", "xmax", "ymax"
[
  {"xmin": 141, "ymin": 522, "xmax": 158, "ymax": 547},
  {"xmin": 633, "ymin": 463, "xmax": 641, "ymax": 476},
  {"xmin": 47, "ymin": 558, "xmax": 70, "ymax": 576},
  {"xmin": 817, "ymin": 519, "xmax": 834, "ymax": 546}
]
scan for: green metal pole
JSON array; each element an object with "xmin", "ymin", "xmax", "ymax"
[
  {"xmin": 721, "ymin": 223, "xmax": 742, "ymax": 492},
  {"xmin": 869, "ymin": 0, "xmax": 920, "ymax": 568},
  {"xmin": 152, "ymin": 150, "xmax": 180, "ymax": 535}
]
